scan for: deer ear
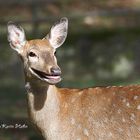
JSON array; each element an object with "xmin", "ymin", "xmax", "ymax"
[
  {"xmin": 7, "ymin": 22, "xmax": 26, "ymax": 53},
  {"xmin": 45, "ymin": 17, "xmax": 68, "ymax": 49}
]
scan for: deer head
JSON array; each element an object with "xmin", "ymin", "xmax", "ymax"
[{"xmin": 7, "ymin": 18, "xmax": 68, "ymax": 85}]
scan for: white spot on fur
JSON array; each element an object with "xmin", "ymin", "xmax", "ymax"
[
  {"xmin": 118, "ymin": 128, "xmax": 123, "ymax": 132},
  {"xmin": 130, "ymin": 113, "xmax": 135, "ymax": 121},
  {"xmin": 64, "ymin": 103, "xmax": 68, "ymax": 108},
  {"xmin": 113, "ymin": 104, "xmax": 116, "ymax": 107},
  {"xmin": 126, "ymin": 102, "xmax": 130, "ymax": 107},
  {"xmin": 117, "ymin": 109, "xmax": 121, "ymax": 114},
  {"xmin": 130, "ymin": 88, "xmax": 134, "ymax": 91},
  {"xmin": 71, "ymin": 118, "xmax": 75, "ymax": 125},
  {"xmin": 71, "ymin": 98, "xmax": 76, "ymax": 103},
  {"xmin": 112, "ymin": 92, "xmax": 116, "ymax": 95},
  {"xmin": 107, "ymin": 98, "xmax": 111, "ymax": 102},
  {"xmin": 77, "ymin": 124, "xmax": 82, "ymax": 129},
  {"xmin": 103, "ymin": 107, "xmax": 106, "ymax": 111},
  {"xmin": 137, "ymin": 105, "xmax": 140, "ymax": 110},
  {"xmin": 127, "ymin": 131, "xmax": 131, "ymax": 137},
  {"xmin": 122, "ymin": 98, "xmax": 126, "ymax": 103},
  {"xmin": 95, "ymin": 87, "xmax": 99, "ymax": 90},
  {"xmin": 83, "ymin": 128, "xmax": 89, "ymax": 136},
  {"xmin": 108, "ymin": 132, "xmax": 113, "ymax": 137},
  {"xmin": 122, "ymin": 117, "xmax": 126, "ymax": 123},
  {"xmin": 78, "ymin": 91, "xmax": 83, "ymax": 95},
  {"xmin": 134, "ymin": 95, "xmax": 138, "ymax": 100}
]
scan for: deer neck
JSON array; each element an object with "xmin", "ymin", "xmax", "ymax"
[{"xmin": 25, "ymin": 80, "xmax": 61, "ymax": 138}]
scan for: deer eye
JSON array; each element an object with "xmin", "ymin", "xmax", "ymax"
[{"xmin": 28, "ymin": 51, "xmax": 37, "ymax": 57}]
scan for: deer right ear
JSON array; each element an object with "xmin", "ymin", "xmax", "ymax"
[
  {"xmin": 7, "ymin": 22, "xmax": 26, "ymax": 53},
  {"xmin": 45, "ymin": 17, "xmax": 68, "ymax": 49}
]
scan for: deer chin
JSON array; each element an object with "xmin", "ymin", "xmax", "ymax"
[{"xmin": 29, "ymin": 67, "xmax": 61, "ymax": 84}]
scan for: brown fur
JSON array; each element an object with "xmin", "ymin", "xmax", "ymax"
[{"xmin": 22, "ymin": 39, "xmax": 140, "ymax": 140}]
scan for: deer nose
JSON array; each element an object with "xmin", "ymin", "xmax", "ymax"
[{"xmin": 50, "ymin": 67, "xmax": 61, "ymax": 76}]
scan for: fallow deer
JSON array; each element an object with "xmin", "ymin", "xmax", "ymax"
[{"xmin": 8, "ymin": 18, "xmax": 140, "ymax": 140}]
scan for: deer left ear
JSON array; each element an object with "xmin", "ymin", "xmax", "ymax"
[
  {"xmin": 7, "ymin": 22, "xmax": 26, "ymax": 53},
  {"xmin": 45, "ymin": 17, "xmax": 68, "ymax": 49}
]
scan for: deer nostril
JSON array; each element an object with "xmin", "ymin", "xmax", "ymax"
[{"xmin": 50, "ymin": 67, "xmax": 61, "ymax": 76}]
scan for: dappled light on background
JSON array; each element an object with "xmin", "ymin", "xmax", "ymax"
[{"xmin": 113, "ymin": 56, "xmax": 134, "ymax": 79}]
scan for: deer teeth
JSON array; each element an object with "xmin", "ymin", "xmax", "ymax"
[
  {"xmin": 29, "ymin": 67, "xmax": 61, "ymax": 84},
  {"xmin": 45, "ymin": 75, "xmax": 60, "ymax": 79}
]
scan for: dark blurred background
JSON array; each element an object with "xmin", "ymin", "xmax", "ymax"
[{"xmin": 1, "ymin": 0, "xmax": 140, "ymax": 139}]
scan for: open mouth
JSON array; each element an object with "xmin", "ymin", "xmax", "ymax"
[{"xmin": 29, "ymin": 68, "xmax": 61, "ymax": 84}]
